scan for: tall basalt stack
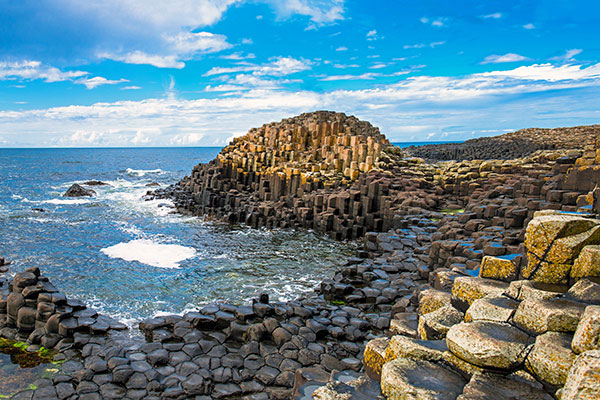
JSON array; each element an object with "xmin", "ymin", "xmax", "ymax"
[{"xmin": 165, "ymin": 111, "xmax": 444, "ymax": 240}]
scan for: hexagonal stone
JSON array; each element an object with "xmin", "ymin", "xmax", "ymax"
[
  {"xmin": 385, "ymin": 335, "xmax": 447, "ymax": 362},
  {"xmin": 465, "ymin": 296, "xmax": 519, "ymax": 323},
  {"xmin": 479, "ymin": 255, "xmax": 518, "ymax": 282},
  {"xmin": 446, "ymin": 321, "xmax": 532, "ymax": 370},
  {"xmin": 457, "ymin": 372, "xmax": 553, "ymax": 400},
  {"xmin": 572, "ymin": 305, "xmax": 600, "ymax": 353},
  {"xmin": 417, "ymin": 305, "xmax": 463, "ymax": 340},
  {"xmin": 381, "ymin": 358, "xmax": 466, "ymax": 400},
  {"xmin": 512, "ymin": 298, "xmax": 585, "ymax": 334},
  {"xmin": 561, "ymin": 350, "xmax": 600, "ymax": 400},
  {"xmin": 417, "ymin": 289, "xmax": 452, "ymax": 316},
  {"xmin": 363, "ymin": 337, "xmax": 389, "ymax": 381},
  {"xmin": 526, "ymin": 331, "xmax": 576, "ymax": 386},
  {"xmin": 451, "ymin": 277, "xmax": 509, "ymax": 312}
]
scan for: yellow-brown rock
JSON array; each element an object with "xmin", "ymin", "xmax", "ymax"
[
  {"xmin": 451, "ymin": 277, "xmax": 509, "ymax": 312},
  {"xmin": 571, "ymin": 245, "xmax": 600, "ymax": 281},
  {"xmin": 526, "ymin": 331, "xmax": 577, "ymax": 386},
  {"xmin": 560, "ymin": 350, "xmax": 600, "ymax": 400},
  {"xmin": 479, "ymin": 255, "xmax": 519, "ymax": 282},
  {"xmin": 572, "ymin": 305, "xmax": 600, "ymax": 354},
  {"xmin": 363, "ymin": 337, "xmax": 389, "ymax": 381},
  {"xmin": 417, "ymin": 289, "xmax": 452, "ymax": 316}
]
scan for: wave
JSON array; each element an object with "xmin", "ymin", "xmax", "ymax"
[
  {"xmin": 42, "ymin": 198, "xmax": 92, "ymax": 205},
  {"xmin": 100, "ymin": 239, "xmax": 196, "ymax": 269},
  {"xmin": 125, "ymin": 168, "xmax": 164, "ymax": 177}
]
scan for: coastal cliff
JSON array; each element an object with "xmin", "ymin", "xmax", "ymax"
[{"xmin": 2, "ymin": 111, "xmax": 600, "ymax": 399}]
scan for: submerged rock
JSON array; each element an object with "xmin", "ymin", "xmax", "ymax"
[
  {"xmin": 83, "ymin": 180, "xmax": 109, "ymax": 186},
  {"xmin": 64, "ymin": 183, "xmax": 95, "ymax": 197}
]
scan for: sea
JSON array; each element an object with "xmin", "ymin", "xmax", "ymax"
[{"xmin": 0, "ymin": 142, "xmax": 449, "ymax": 326}]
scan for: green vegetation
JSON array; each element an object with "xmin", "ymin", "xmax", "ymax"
[{"xmin": 440, "ymin": 208, "xmax": 465, "ymax": 215}]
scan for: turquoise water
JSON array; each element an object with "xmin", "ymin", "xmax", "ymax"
[{"xmin": 0, "ymin": 148, "xmax": 355, "ymax": 325}]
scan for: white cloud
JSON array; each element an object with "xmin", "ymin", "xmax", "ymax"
[
  {"xmin": 320, "ymin": 73, "xmax": 381, "ymax": 81},
  {"xmin": 0, "ymin": 60, "xmax": 87, "ymax": 82},
  {"xmin": 204, "ymin": 57, "xmax": 311, "ymax": 77},
  {"xmin": 404, "ymin": 41, "xmax": 445, "ymax": 50},
  {"xmin": 333, "ymin": 64, "xmax": 359, "ymax": 69},
  {"xmin": 481, "ymin": 13, "xmax": 502, "ymax": 19},
  {"xmin": 122, "ymin": 86, "xmax": 142, "ymax": 90},
  {"xmin": 369, "ymin": 63, "xmax": 389, "ymax": 69},
  {"xmin": 336, "ymin": 46, "xmax": 348, "ymax": 51},
  {"xmin": 2, "ymin": 62, "xmax": 600, "ymax": 146},
  {"xmin": 550, "ymin": 49, "xmax": 583, "ymax": 62},
  {"xmin": 99, "ymin": 31, "xmax": 231, "ymax": 69},
  {"xmin": 481, "ymin": 63, "xmax": 600, "ymax": 82},
  {"xmin": 481, "ymin": 53, "xmax": 530, "ymax": 64},
  {"xmin": 523, "ymin": 23, "xmax": 535, "ymax": 30},
  {"xmin": 264, "ymin": 0, "xmax": 345, "ymax": 24},
  {"xmin": 421, "ymin": 17, "xmax": 446, "ymax": 27},
  {"xmin": 170, "ymin": 133, "xmax": 206, "ymax": 145},
  {"xmin": 366, "ymin": 30, "xmax": 377, "ymax": 37},
  {"xmin": 220, "ymin": 52, "xmax": 256, "ymax": 60},
  {"xmin": 241, "ymin": 38, "xmax": 253, "ymax": 45},
  {"xmin": 76, "ymin": 76, "xmax": 129, "ymax": 89}
]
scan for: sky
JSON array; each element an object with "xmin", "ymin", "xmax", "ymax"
[{"xmin": 1, "ymin": 0, "xmax": 599, "ymax": 147}]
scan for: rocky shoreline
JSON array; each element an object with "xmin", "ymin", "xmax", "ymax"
[{"xmin": 2, "ymin": 111, "xmax": 600, "ymax": 399}]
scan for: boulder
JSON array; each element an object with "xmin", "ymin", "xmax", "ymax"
[
  {"xmin": 512, "ymin": 297, "xmax": 585, "ymax": 334},
  {"xmin": 560, "ymin": 350, "xmax": 600, "ymax": 400},
  {"xmin": 572, "ymin": 305, "xmax": 600, "ymax": 353},
  {"xmin": 417, "ymin": 289, "xmax": 452, "ymax": 316},
  {"xmin": 479, "ymin": 255, "xmax": 518, "ymax": 282},
  {"xmin": 506, "ymin": 280, "xmax": 567, "ymax": 301},
  {"xmin": 64, "ymin": 184, "xmax": 95, "ymax": 197},
  {"xmin": 446, "ymin": 321, "xmax": 532, "ymax": 370},
  {"xmin": 451, "ymin": 277, "xmax": 509, "ymax": 312},
  {"xmin": 418, "ymin": 305, "xmax": 464, "ymax": 340},
  {"xmin": 385, "ymin": 335, "xmax": 447, "ymax": 363},
  {"xmin": 389, "ymin": 313, "xmax": 418, "ymax": 337},
  {"xmin": 363, "ymin": 337, "xmax": 389, "ymax": 381},
  {"xmin": 523, "ymin": 214, "xmax": 600, "ymax": 284},
  {"xmin": 525, "ymin": 331, "xmax": 576, "ymax": 386},
  {"xmin": 464, "ymin": 296, "xmax": 519, "ymax": 323},
  {"xmin": 380, "ymin": 358, "xmax": 466, "ymax": 400}
]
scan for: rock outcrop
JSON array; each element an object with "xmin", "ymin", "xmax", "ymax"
[{"xmin": 64, "ymin": 183, "xmax": 96, "ymax": 197}]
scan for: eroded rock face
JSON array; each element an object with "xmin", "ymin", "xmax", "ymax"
[
  {"xmin": 457, "ymin": 372, "xmax": 553, "ymax": 400},
  {"xmin": 525, "ymin": 331, "xmax": 576, "ymax": 386},
  {"xmin": 572, "ymin": 305, "xmax": 600, "ymax": 353}
]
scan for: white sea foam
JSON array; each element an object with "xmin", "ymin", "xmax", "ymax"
[
  {"xmin": 125, "ymin": 168, "xmax": 164, "ymax": 177},
  {"xmin": 42, "ymin": 198, "xmax": 92, "ymax": 205},
  {"xmin": 100, "ymin": 239, "xmax": 196, "ymax": 269}
]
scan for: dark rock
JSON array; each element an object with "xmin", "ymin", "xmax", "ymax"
[{"xmin": 64, "ymin": 183, "xmax": 95, "ymax": 197}]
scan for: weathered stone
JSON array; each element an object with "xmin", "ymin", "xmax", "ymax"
[
  {"xmin": 506, "ymin": 280, "xmax": 567, "ymax": 301},
  {"xmin": 417, "ymin": 289, "xmax": 452, "ymax": 316},
  {"xmin": 363, "ymin": 337, "xmax": 389, "ymax": 381},
  {"xmin": 385, "ymin": 335, "xmax": 447, "ymax": 362},
  {"xmin": 418, "ymin": 305, "xmax": 463, "ymax": 340},
  {"xmin": 380, "ymin": 358, "xmax": 466, "ymax": 400},
  {"xmin": 512, "ymin": 297, "xmax": 585, "ymax": 334},
  {"xmin": 451, "ymin": 277, "xmax": 509, "ymax": 312},
  {"xmin": 446, "ymin": 321, "xmax": 531, "ymax": 370},
  {"xmin": 465, "ymin": 296, "xmax": 519, "ymax": 323},
  {"xmin": 567, "ymin": 279, "xmax": 600, "ymax": 305},
  {"xmin": 479, "ymin": 255, "xmax": 518, "ymax": 282},
  {"xmin": 572, "ymin": 305, "xmax": 600, "ymax": 353},
  {"xmin": 561, "ymin": 350, "xmax": 600, "ymax": 400},
  {"xmin": 526, "ymin": 331, "xmax": 576, "ymax": 386},
  {"xmin": 389, "ymin": 313, "xmax": 418, "ymax": 337},
  {"xmin": 64, "ymin": 183, "xmax": 96, "ymax": 197},
  {"xmin": 457, "ymin": 372, "xmax": 553, "ymax": 400},
  {"xmin": 571, "ymin": 245, "xmax": 600, "ymax": 281}
]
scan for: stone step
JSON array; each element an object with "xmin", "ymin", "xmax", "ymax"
[
  {"xmin": 380, "ymin": 358, "xmax": 466, "ymax": 400},
  {"xmin": 446, "ymin": 321, "xmax": 533, "ymax": 370},
  {"xmin": 457, "ymin": 372, "xmax": 553, "ymax": 400}
]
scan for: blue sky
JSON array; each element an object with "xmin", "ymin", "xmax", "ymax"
[{"xmin": 1, "ymin": 0, "xmax": 599, "ymax": 147}]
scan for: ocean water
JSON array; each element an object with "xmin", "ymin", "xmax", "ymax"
[{"xmin": 0, "ymin": 148, "xmax": 355, "ymax": 326}]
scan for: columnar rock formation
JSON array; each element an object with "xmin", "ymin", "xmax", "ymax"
[{"xmin": 2, "ymin": 113, "xmax": 600, "ymax": 399}]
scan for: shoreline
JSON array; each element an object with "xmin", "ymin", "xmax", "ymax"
[{"xmin": 1, "ymin": 113, "xmax": 600, "ymax": 399}]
